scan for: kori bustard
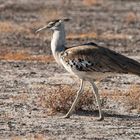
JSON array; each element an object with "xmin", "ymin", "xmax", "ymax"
[{"xmin": 36, "ymin": 19, "xmax": 140, "ymax": 120}]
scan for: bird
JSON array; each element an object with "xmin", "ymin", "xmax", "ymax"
[{"xmin": 36, "ymin": 18, "xmax": 140, "ymax": 121}]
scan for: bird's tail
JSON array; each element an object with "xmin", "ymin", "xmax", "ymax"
[
  {"xmin": 126, "ymin": 58, "xmax": 140, "ymax": 76},
  {"xmin": 104, "ymin": 47, "xmax": 140, "ymax": 76}
]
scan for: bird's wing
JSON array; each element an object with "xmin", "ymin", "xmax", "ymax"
[{"xmin": 60, "ymin": 43, "xmax": 140, "ymax": 75}]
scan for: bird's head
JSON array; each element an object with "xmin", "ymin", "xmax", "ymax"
[{"xmin": 36, "ymin": 18, "xmax": 70, "ymax": 33}]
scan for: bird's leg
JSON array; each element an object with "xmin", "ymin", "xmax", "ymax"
[
  {"xmin": 90, "ymin": 81, "xmax": 104, "ymax": 121},
  {"xmin": 62, "ymin": 79, "xmax": 84, "ymax": 118}
]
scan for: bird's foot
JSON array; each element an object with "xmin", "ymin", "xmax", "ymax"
[
  {"xmin": 98, "ymin": 116, "xmax": 104, "ymax": 121},
  {"xmin": 60, "ymin": 114, "xmax": 71, "ymax": 119},
  {"xmin": 93, "ymin": 116, "xmax": 104, "ymax": 121}
]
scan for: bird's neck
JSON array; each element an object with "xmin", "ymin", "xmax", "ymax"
[{"xmin": 51, "ymin": 27, "xmax": 66, "ymax": 64}]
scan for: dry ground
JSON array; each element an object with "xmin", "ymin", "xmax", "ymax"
[{"xmin": 0, "ymin": 0, "xmax": 140, "ymax": 139}]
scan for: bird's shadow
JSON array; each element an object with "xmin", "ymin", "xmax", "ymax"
[{"xmin": 76, "ymin": 109, "xmax": 140, "ymax": 120}]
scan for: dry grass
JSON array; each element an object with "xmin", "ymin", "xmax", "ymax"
[
  {"xmin": 45, "ymin": 84, "xmax": 95, "ymax": 115},
  {"xmin": 11, "ymin": 134, "xmax": 52, "ymax": 140},
  {"xmin": 0, "ymin": 21, "xmax": 30, "ymax": 33},
  {"xmin": 0, "ymin": 19, "xmax": 51, "ymax": 37},
  {"xmin": 124, "ymin": 12, "xmax": 137, "ymax": 24},
  {"xmin": 67, "ymin": 32, "xmax": 97, "ymax": 40},
  {"xmin": 101, "ymin": 32, "xmax": 133, "ymax": 40},
  {"xmin": 125, "ymin": 85, "xmax": 140, "ymax": 113},
  {"xmin": 102, "ymin": 85, "xmax": 140, "ymax": 113},
  {"xmin": 83, "ymin": 0, "xmax": 103, "ymax": 6},
  {"xmin": 45, "ymin": 84, "xmax": 140, "ymax": 115},
  {"xmin": 0, "ymin": 51, "xmax": 54, "ymax": 62},
  {"xmin": 67, "ymin": 32, "xmax": 132, "ymax": 40}
]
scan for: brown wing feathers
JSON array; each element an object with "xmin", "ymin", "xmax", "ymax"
[
  {"xmin": 61, "ymin": 44, "xmax": 140, "ymax": 76},
  {"xmin": 104, "ymin": 48, "xmax": 140, "ymax": 76}
]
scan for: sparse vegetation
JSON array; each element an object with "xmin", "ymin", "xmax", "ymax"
[
  {"xmin": 0, "ymin": 21, "xmax": 30, "ymax": 33},
  {"xmin": 0, "ymin": 52, "xmax": 54, "ymax": 62},
  {"xmin": 125, "ymin": 12, "xmax": 137, "ymax": 24},
  {"xmin": 67, "ymin": 32, "xmax": 133, "ymax": 40},
  {"xmin": 0, "ymin": 0, "xmax": 140, "ymax": 139},
  {"xmin": 83, "ymin": 0, "xmax": 103, "ymax": 6},
  {"xmin": 45, "ymin": 84, "xmax": 95, "ymax": 114},
  {"xmin": 45, "ymin": 84, "xmax": 140, "ymax": 115},
  {"xmin": 125, "ymin": 85, "xmax": 140, "ymax": 113}
]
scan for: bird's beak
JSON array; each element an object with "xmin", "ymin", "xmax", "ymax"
[{"xmin": 35, "ymin": 25, "xmax": 49, "ymax": 33}]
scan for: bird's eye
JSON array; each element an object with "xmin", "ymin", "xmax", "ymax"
[{"xmin": 54, "ymin": 22, "xmax": 60, "ymax": 27}]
